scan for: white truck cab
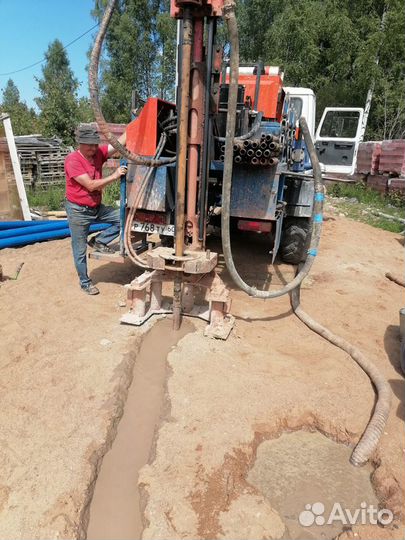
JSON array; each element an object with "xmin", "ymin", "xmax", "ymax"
[
  {"xmin": 286, "ymin": 87, "xmax": 364, "ymax": 175},
  {"xmin": 283, "ymin": 87, "xmax": 316, "ymax": 138}
]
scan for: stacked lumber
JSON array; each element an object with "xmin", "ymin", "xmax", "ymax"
[{"xmin": 14, "ymin": 136, "xmax": 71, "ymax": 189}]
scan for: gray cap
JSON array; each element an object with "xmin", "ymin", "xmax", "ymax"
[{"xmin": 76, "ymin": 124, "xmax": 100, "ymax": 144}]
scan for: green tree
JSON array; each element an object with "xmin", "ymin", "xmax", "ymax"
[
  {"xmin": 35, "ymin": 40, "xmax": 79, "ymax": 144},
  {"xmin": 77, "ymin": 96, "xmax": 96, "ymax": 123},
  {"xmin": 236, "ymin": 0, "xmax": 404, "ymax": 140},
  {"xmin": 0, "ymin": 79, "xmax": 39, "ymax": 135},
  {"xmin": 92, "ymin": 0, "xmax": 176, "ymax": 122},
  {"xmin": 156, "ymin": 3, "xmax": 176, "ymax": 101}
]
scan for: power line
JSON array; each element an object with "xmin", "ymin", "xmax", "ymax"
[{"xmin": 0, "ymin": 22, "xmax": 99, "ymax": 77}]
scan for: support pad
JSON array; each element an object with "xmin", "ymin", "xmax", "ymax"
[{"xmin": 121, "ymin": 269, "xmax": 234, "ymax": 339}]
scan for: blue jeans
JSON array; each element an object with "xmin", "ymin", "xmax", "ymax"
[{"xmin": 65, "ymin": 199, "xmax": 120, "ymax": 287}]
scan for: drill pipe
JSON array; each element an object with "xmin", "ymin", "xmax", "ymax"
[
  {"xmin": 251, "ymin": 156, "xmax": 259, "ymax": 165},
  {"xmin": 255, "ymin": 149, "xmax": 262, "ymax": 157},
  {"xmin": 175, "ymin": 8, "xmax": 193, "ymax": 259},
  {"xmin": 269, "ymin": 142, "xmax": 281, "ymax": 152}
]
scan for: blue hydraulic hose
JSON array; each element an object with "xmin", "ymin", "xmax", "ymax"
[
  {"xmin": 119, "ymin": 159, "xmax": 127, "ymax": 256},
  {"xmin": 0, "ymin": 223, "xmax": 110, "ymax": 249}
]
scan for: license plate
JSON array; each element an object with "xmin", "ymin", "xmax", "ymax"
[{"xmin": 132, "ymin": 221, "xmax": 175, "ymax": 236}]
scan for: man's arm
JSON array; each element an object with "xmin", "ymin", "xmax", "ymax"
[
  {"xmin": 74, "ymin": 165, "xmax": 127, "ymax": 193},
  {"xmin": 107, "ymin": 131, "xmax": 127, "ymax": 158}
]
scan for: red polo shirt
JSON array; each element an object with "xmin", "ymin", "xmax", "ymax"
[{"xmin": 65, "ymin": 145, "xmax": 109, "ymax": 207}]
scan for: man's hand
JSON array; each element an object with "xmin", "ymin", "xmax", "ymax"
[{"xmin": 112, "ymin": 165, "xmax": 128, "ymax": 180}]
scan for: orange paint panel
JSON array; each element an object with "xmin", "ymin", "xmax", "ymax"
[
  {"xmin": 170, "ymin": 0, "xmax": 223, "ymax": 17},
  {"xmin": 126, "ymin": 97, "xmax": 175, "ymax": 156},
  {"xmin": 226, "ymin": 71, "xmax": 284, "ymax": 121}
]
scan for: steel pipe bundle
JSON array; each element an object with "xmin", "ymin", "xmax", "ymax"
[{"xmin": 218, "ymin": 134, "xmax": 281, "ymax": 167}]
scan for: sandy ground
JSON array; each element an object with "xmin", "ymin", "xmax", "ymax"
[{"xmin": 0, "ymin": 207, "xmax": 404, "ymax": 539}]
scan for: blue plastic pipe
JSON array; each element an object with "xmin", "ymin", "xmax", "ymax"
[
  {"xmin": 0, "ymin": 220, "xmax": 66, "ymax": 230},
  {"xmin": 0, "ymin": 221, "xmax": 72, "ymax": 239},
  {"xmin": 0, "ymin": 223, "xmax": 110, "ymax": 249}
]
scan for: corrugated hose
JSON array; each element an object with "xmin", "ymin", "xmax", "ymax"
[{"xmin": 222, "ymin": 0, "xmax": 391, "ymax": 466}]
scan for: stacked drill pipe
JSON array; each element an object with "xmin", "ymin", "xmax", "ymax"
[{"xmin": 218, "ymin": 133, "xmax": 280, "ymax": 166}]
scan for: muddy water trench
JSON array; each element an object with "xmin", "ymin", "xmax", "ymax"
[
  {"xmin": 86, "ymin": 317, "xmax": 193, "ymax": 540},
  {"xmin": 247, "ymin": 431, "xmax": 379, "ymax": 540}
]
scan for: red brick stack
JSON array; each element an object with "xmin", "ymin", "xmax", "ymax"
[
  {"xmin": 379, "ymin": 139, "xmax": 405, "ymax": 176},
  {"xmin": 98, "ymin": 123, "xmax": 127, "ymax": 147},
  {"xmin": 389, "ymin": 177, "xmax": 405, "ymax": 196},
  {"xmin": 357, "ymin": 139, "xmax": 405, "ymax": 197},
  {"xmin": 366, "ymin": 175, "xmax": 390, "ymax": 194},
  {"xmin": 356, "ymin": 142, "xmax": 381, "ymax": 175}
]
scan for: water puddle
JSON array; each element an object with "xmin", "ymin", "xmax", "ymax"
[
  {"xmin": 247, "ymin": 431, "xmax": 378, "ymax": 540},
  {"xmin": 86, "ymin": 317, "xmax": 193, "ymax": 540}
]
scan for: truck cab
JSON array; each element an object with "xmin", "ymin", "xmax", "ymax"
[{"xmin": 284, "ymin": 87, "xmax": 364, "ymax": 175}]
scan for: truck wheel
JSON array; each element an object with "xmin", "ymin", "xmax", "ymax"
[{"xmin": 279, "ymin": 217, "xmax": 311, "ymax": 264}]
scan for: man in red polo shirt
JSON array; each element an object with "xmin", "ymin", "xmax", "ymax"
[{"xmin": 65, "ymin": 124, "xmax": 127, "ymax": 295}]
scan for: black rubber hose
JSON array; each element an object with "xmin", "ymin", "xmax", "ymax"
[
  {"xmin": 89, "ymin": 0, "xmax": 175, "ymax": 168},
  {"xmin": 215, "ymin": 111, "xmax": 263, "ymax": 143},
  {"xmin": 124, "ymin": 133, "xmax": 168, "ymax": 268},
  {"xmin": 291, "ymin": 287, "xmax": 392, "ymax": 467},
  {"xmin": 222, "ymin": 0, "xmax": 391, "ymax": 467},
  {"xmin": 221, "ymin": 0, "xmax": 323, "ymax": 298}
]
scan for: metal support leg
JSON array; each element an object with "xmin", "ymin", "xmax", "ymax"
[{"xmin": 150, "ymin": 280, "xmax": 162, "ymax": 311}]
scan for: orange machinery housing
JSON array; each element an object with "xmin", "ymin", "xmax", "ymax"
[
  {"xmin": 126, "ymin": 97, "xmax": 175, "ymax": 156},
  {"xmin": 226, "ymin": 66, "xmax": 285, "ymax": 122},
  {"xmin": 126, "ymin": 66, "xmax": 285, "ymax": 154}
]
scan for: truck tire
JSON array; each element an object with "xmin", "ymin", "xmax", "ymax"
[{"xmin": 279, "ymin": 217, "xmax": 311, "ymax": 264}]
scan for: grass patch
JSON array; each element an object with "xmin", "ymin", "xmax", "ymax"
[
  {"xmin": 27, "ymin": 186, "xmax": 65, "ymax": 211},
  {"xmin": 327, "ymin": 182, "xmax": 404, "ymax": 233},
  {"xmin": 27, "ymin": 174, "xmax": 121, "ymax": 212},
  {"xmin": 102, "ymin": 180, "xmax": 121, "ymax": 206}
]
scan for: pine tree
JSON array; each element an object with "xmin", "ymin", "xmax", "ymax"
[
  {"xmin": 0, "ymin": 79, "xmax": 39, "ymax": 135},
  {"xmin": 35, "ymin": 40, "xmax": 79, "ymax": 144}
]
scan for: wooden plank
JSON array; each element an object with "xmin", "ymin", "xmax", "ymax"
[{"xmin": 1, "ymin": 114, "xmax": 31, "ymax": 220}]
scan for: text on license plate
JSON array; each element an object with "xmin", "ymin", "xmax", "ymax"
[{"xmin": 132, "ymin": 221, "xmax": 175, "ymax": 236}]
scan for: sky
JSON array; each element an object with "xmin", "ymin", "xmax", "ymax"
[{"xmin": 0, "ymin": 0, "xmax": 96, "ymax": 110}]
